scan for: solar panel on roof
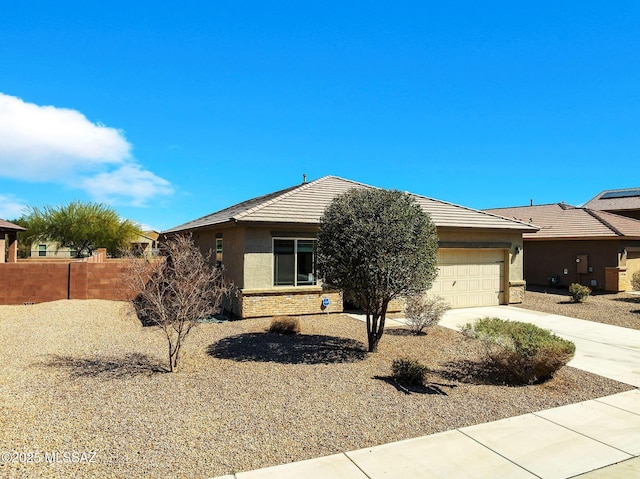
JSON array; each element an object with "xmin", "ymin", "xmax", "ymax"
[{"xmin": 600, "ymin": 189, "xmax": 640, "ymax": 199}]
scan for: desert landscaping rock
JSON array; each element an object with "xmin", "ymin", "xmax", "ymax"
[{"xmin": 0, "ymin": 300, "xmax": 632, "ymax": 478}]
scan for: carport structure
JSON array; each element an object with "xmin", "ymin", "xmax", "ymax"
[{"xmin": 0, "ymin": 219, "xmax": 26, "ymax": 263}]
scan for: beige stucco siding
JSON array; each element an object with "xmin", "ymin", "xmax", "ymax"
[
  {"xmin": 187, "ymin": 224, "xmax": 527, "ymax": 317},
  {"xmin": 192, "ymin": 226, "xmax": 245, "ymax": 288},
  {"xmin": 243, "ymin": 227, "xmax": 273, "ymax": 289},
  {"xmin": 242, "ymin": 225, "xmax": 319, "ymax": 290}
]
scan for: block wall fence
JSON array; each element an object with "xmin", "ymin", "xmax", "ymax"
[{"xmin": 0, "ymin": 249, "xmax": 131, "ymax": 305}]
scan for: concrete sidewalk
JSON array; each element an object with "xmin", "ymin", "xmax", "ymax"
[{"xmin": 213, "ymin": 307, "xmax": 640, "ymax": 479}]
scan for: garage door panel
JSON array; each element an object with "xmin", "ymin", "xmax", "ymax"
[{"xmin": 430, "ymin": 249, "xmax": 505, "ymax": 309}]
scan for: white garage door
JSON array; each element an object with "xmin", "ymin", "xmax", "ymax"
[{"xmin": 430, "ymin": 249, "xmax": 505, "ymax": 308}]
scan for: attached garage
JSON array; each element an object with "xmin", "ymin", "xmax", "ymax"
[{"xmin": 431, "ymin": 249, "xmax": 506, "ymax": 308}]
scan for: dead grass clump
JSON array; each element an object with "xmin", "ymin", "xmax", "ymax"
[{"xmin": 268, "ymin": 316, "xmax": 301, "ymax": 335}]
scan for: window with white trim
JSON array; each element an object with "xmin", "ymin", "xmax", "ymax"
[{"xmin": 273, "ymin": 238, "xmax": 317, "ymax": 286}]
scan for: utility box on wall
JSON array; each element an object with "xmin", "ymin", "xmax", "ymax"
[
  {"xmin": 576, "ymin": 255, "xmax": 589, "ymax": 275},
  {"xmin": 605, "ymin": 267, "xmax": 626, "ymax": 292}
]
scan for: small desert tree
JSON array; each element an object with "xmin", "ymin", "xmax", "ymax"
[
  {"xmin": 23, "ymin": 201, "xmax": 141, "ymax": 257},
  {"xmin": 122, "ymin": 234, "xmax": 233, "ymax": 372},
  {"xmin": 317, "ymin": 188, "xmax": 439, "ymax": 352}
]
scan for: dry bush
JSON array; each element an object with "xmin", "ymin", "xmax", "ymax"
[
  {"xmin": 631, "ymin": 271, "xmax": 640, "ymax": 291},
  {"xmin": 403, "ymin": 293, "xmax": 450, "ymax": 335},
  {"xmin": 268, "ymin": 316, "xmax": 301, "ymax": 335},
  {"xmin": 121, "ymin": 234, "xmax": 234, "ymax": 372}
]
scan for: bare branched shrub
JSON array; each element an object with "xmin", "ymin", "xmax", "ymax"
[
  {"xmin": 631, "ymin": 271, "xmax": 640, "ymax": 291},
  {"xmin": 121, "ymin": 234, "xmax": 234, "ymax": 372},
  {"xmin": 268, "ymin": 316, "xmax": 301, "ymax": 335},
  {"xmin": 403, "ymin": 293, "xmax": 450, "ymax": 335}
]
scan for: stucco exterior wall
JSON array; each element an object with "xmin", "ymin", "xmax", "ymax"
[
  {"xmin": 243, "ymin": 225, "xmax": 319, "ymax": 290},
  {"xmin": 191, "ymin": 226, "xmax": 245, "ymax": 287},
  {"xmin": 523, "ymin": 239, "xmax": 640, "ymax": 290},
  {"xmin": 187, "ymin": 224, "xmax": 528, "ymax": 317},
  {"xmin": 243, "ymin": 227, "xmax": 274, "ymax": 289}
]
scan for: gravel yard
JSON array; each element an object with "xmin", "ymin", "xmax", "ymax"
[
  {"xmin": 516, "ymin": 286, "xmax": 640, "ymax": 330},
  {"xmin": 0, "ymin": 300, "xmax": 632, "ymax": 478}
]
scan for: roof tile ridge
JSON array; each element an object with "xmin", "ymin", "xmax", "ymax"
[
  {"xmin": 328, "ymin": 175, "xmax": 379, "ymax": 190},
  {"xmin": 584, "ymin": 208, "xmax": 623, "ymax": 236},
  {"xmin": 487, "ymin": 202, "xmax": 576, "ymax": 210},
  {"xmin": 558, "ymin": 202, "xmax": 579, "ymax": 210},
  {"xmin": 233, "ymin": 176, "xmax": 333, "ymax": 220},
  {"xmin": 416, "ymin": 194, "xmax": 539, "ymax": 230}
]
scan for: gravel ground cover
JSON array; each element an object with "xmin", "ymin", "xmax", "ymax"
[
  {"xmin": 515, "ymin": 285, "xmax": 640, "ymax": 330},
  {"xmin": 0, "ymin": 300, "xmax": 632, "ymax": 478}
]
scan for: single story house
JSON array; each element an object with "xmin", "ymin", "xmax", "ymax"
[
  {"xmin": 130, "ymin": 230, "xmax": 161, "ymax": 257},
  {"xmin": 583, "ymin": 188, "xmax": 640, "ymax": 220},
  {"xmin": 164, "ymin": 176, "xmax": 537, "ymax": 318},
  {"xmin": 486, "ymin": 203, "xmax": 640, "ymax": 291}
]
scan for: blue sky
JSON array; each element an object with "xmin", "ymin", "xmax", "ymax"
[{"xmin": 1, "ymin": 1, "xmax": 639, "ymax": 231}]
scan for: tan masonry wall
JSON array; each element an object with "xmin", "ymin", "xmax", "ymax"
[{"xmin": 240, "ymin": 287, "xmax": 343, "ymax": 318}]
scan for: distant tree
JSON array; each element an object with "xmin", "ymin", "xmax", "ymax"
[
  {"xmin": 122, "ymin": 234, "xmax": 234, "ymax": 372},
  {"xmin": 22, "ymin": 201, "xmax": 141, "ymax": 257},
  {"xmin": 317, "ymin": 188, "xmax": 439, "ymax": 352}
]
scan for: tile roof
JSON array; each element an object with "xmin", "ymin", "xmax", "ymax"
[
  {"xmin": 583, "ymin": 188, "xmax": 640, "ymax": 212},
  {"xmin": 0, "ymin": 219, "xmax": 26, "ymax": 232},
  {"xmin": 485, "ymin": 203, "xmax": 640, "ymax": 239},
  {"xmin": 165, "ymin": 176, "xmax": 537, "ymax": 233}
]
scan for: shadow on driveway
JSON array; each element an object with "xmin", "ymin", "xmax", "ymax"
[{"xmin": 206, "ymin": 332, "xmax": 367, "ymax": 364}]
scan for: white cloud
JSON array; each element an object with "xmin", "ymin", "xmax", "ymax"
[
  {"xmin": 81, "ymin": 164, "xmax": 174, "ymax": 207},
  {"xmin": 0, "ymin": 194, "xmax": 28, "ymax": 220},
  {"xmin": 0, "ymin": 93, "xmax": 173, "ymax": 206}
]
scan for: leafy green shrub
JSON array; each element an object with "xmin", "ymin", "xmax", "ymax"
[
  {"xmin": 631, "ymin": 271, "xmax": 640, "ymax": 291},
  {"xmin": 391, "ymin": 357, "xmax": 428, "ymax": 386},
  {"xmin": 268, "ymin": 316, "xmax": 301, "ymax": 335},
  {"xmin": 403, "ymin": 293, "xmax": 450, "ymax": 335},
  {"xmin": 461, "ymin": 317, "xmax": 576, "ymax": 385},
  {"xmin": 568, "ymin": 283, "xmax": 591, "ymax": 302}
]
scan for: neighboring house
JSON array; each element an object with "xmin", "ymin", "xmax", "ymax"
[
  {"xmin": 131, "ymin": 230, "xmax": 161, "ymax": 257},
  {"xmin": 29, "ymin": 230, "xmax": 161, "ymax": 258},
  {"xmin": 486, "ymin": 203, "xmax": 640, "ymax": 292},
  {"xmin": 30, "ymin": 241, "xmax": 78, "ymax": 259},
  {"xmin": 0, "ymin": 219, "xmax": 26, "ymax": 263},
  {"xmin": 583, "ymin": 188, "xmax": 640, "ymax": 220},
  {"xmin": 164, "ymin": 176, "xmax": 536, "ymax": 318}
]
